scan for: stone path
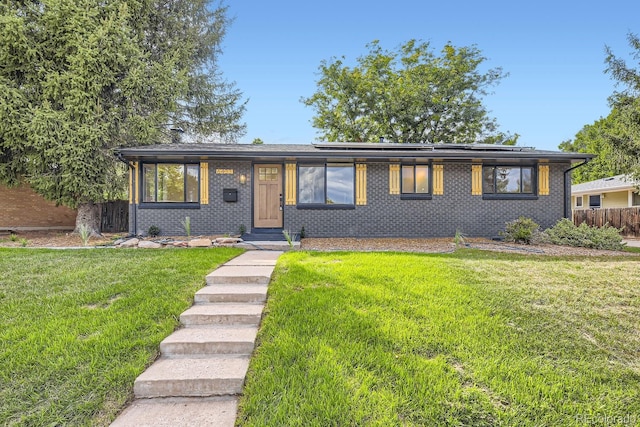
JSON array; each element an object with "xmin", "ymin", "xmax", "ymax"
[{"xmin": 111, "ymin": 251, "xmax": 282, "ymax": 427}]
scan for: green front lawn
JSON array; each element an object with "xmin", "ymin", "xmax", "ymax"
[
  {"xmin": 0, "ymin": 247, "xmax": 243, "ymax": 426},
  {"xmin": 238, "ymin": 250, "xmax": 640, "ymax": 426}
]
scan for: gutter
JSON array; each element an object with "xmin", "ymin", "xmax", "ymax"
[
  {"xmin": 115, "ymin": 152, "xmax": 137, "ymax": 236},
  {"xmin": 564, "ymin": 158, "xmax": 591, "ymax": 219}
]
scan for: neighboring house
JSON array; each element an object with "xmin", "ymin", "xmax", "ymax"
[
  {"xmin": 116, "ymin": 143, "xmax": 591, "ymax": 238},
  {"xmin": 0, "ymin": 182, "xmax": 76, "ymax": 231},
  {"xmin": 571, "ymin": 174, "xmax": 640, "ymax": 210}
]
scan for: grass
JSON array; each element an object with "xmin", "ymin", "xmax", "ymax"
[
  {"xmin": 0, "ymin": 247, "xmax": 243, "ymax": 426},
  {"xmin": 237, "ymin": 250, "xmax": 640, "ymax": 426}
]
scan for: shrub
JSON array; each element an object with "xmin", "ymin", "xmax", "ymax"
[
  {"xmin": 501, "ymin": 216, "xmax": 540, "ymax": 244},
  {"xmin": 147, "ymin": 225, "xmax": 160, "ymax": 238},
  {"xmin": 543, "ymin": 218, "xmax": 624, "ymax": 250}
]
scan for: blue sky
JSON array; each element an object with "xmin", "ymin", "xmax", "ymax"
[{"xmin": 218, "ymin": 1, "xmax": 639, "ymax": 151}]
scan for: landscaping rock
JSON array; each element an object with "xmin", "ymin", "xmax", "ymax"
[
  {"xmin": 113, "ymin": 238, "xmax": 126, "ymax": 246},
  {"xmin": 188, "ymin": 238, "xmax": 212, "ymax": 248},
  {"xmin": 173, "ymin": 241, "xmax": 188, "ymax": 248},
  {"xmin": 119, "ymin": 238, "xmax": 139, "ymax": 248},
  {"xmin": 215, "ymin": 237, "xmax": 243, "ymax": 245},
  {"xmin": 138, "ymin": 240, "xmax": 163, "ymax": 249}
]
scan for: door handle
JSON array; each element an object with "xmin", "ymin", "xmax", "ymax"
[{"xmin": 279, "ymin": 194, "xmax": 283, "ymax": 210}]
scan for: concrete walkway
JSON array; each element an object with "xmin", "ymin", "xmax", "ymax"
[{"xmin": 111, "ymin": 250, "xmax": 283, "ymax": 427}]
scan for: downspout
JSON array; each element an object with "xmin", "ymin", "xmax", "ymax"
[
  {"xmin": 563, "ymin": 158, "xmax": 591, "ymax": 219},
  {"xmin": 116, "ymin": 152, "xmax": 137, "ymax": 236}
]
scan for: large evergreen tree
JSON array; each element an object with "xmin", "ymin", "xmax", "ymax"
[
  {"xmin": 0, "ymin": 0, "xmax": 245, "ymax": 234},
  {"xmin": 302, "ymin": 40, "xmax": 516, "ymax": 144}
]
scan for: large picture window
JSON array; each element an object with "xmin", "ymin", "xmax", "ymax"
[
  {"xmin": 298, "ymin": 164, "xmax": 354, "ymax": 206},
  {"xmin": 483, "ymin": 166, "xmax": 534, "ymax": 195},
  {"xmin": 142, "ymin": 163, "xmax": 199, "ymax": 203}
]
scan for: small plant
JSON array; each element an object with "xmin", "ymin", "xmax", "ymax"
[
  {"xmin": 239, "ymin": 224, "xmax": 247, "ymax": 235},
  {"xmin": 543, "ymin": 218, "xmax": 624, "ymax": 250},
  {"xmin": 181, "ymin": 216, "xmax": 191, "ymax": 238},
  {"xmin": 501, "ymin": 216, "xmax": 540, "ymax": 244},
  {"xmin": 10, "ymin": 233, "xmax": 18, "ymax": 242},
  {"xmin": 453, "ymin": 229, "xmax": 467, "ymax": 248},
  {"xmin": 300, "ymin": 226, "xmax": 306, "ymax": 239},
  {"xmin": 78, "ymin": 224, "xmax": 91, "ymax": 247},
  {"xmin": 148, "ymin": 225, "xmax": 160, "ymax": 238},
  {"xmin": 282, "ymin": 229, "xmax": 294, "ymax": 249},
  {"xmin": 20, "ymin": 238, "xmax": 28, "ymax": 247}
]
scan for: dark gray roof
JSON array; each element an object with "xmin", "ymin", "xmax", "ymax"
[
  {"xmin": 116, "ymin": 142, "xmax": 592, "ymax": 162},
  {"xmin": 572, "ymin": 174, "xmax": 637, "ymax": 194}
]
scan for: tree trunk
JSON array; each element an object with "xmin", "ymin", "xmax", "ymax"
[{"xmin": 75, "ymin": 202, "xmax": 102, "ymax": 237}]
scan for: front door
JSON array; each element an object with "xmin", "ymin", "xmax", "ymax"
[{"xmin": 253, "ymin": 164, "xmax": 283, "ymax": 228}]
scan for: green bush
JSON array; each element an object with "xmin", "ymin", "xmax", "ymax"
[
  {"xmin": 543, "ymin": 218, "xmax": 624, "ymax": 250},
  {"xmin": 147, "ymin": 225, "xmax": 160, "ymax": 237},
  {"xmin": 501, "ymin": 216, "xmax": 540, "ymax": 244}
]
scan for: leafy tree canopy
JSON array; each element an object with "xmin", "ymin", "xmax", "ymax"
[
  {"xmin": 302, "ymin": 39, "xmax": 516, "ymax": 144},
  {"xmin": 559, "ymin": 110, "xmax": 634, "ymax": 184},
  {"xmin": 0, "ymin": 0, "xmax": 245, "ymax": 232},
  {"xmin": 603, "ymin": 32, "xmax": 640, "ymax": 180}
]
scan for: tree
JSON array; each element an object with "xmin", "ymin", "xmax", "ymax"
[
  {"xmin": 302, "ymin": 39, "xmax": 515, "ymax": 144},
  {"xmin": 559, "ymin": 111, "xmax": 633, "ymax": 183},
  {"xmin": 252, "ymin": 138, "xmax": 264, "ymax": 145},
  {"xmin": 0, "ymin": 0, "xmax": 245, "ymax": 235},
  {"xmin": 602, "ymin": 32, "xmax": 640, "ymax": 179}
]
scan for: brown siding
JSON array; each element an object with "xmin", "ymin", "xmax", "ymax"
[{"xmin": 0, "ymin": 183, "xmax": 76, "ymax": 230}]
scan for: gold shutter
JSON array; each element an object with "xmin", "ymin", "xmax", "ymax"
[
  {"xmin": 433, "ymin": 164, "xmax": 444, "ymax": 195},
  {"xmin": 538, "ymin": 164, "xmax": 550, "ymax": 196},
  {"xmin": 389, "ymin": 164, "xmax": 400, "ymax": 194},
  {"xmin": 133, "ymin": 162, "xmax": 139, "ymax": 204},
  {"xmin": 356, "ymin": 163, "xmax": 367, "ymax": 205},
  {"xmin": 471, "ymin": 164, "xmax": 482, "ymax": 195},
  {"xmin": 128, "ymin": 162, "xmax": 134, "ymax": 204},
  {"xmin": 200, "ymin": 162, "xmax": 209, "ymax": 204},
  {"xmin": 285, "ymin": 163, "xmax": 297, "ymax": 205}
]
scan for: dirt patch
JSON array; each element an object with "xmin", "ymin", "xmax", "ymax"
[
  {"xmin": 0, "ymin": 231, "xmax": 636, "ymax": 256},
  {"xmin": 300, "ymin": 237, "xmax": 637, "ymax": 257}
]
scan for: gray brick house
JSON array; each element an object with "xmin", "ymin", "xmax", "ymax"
[{"xmin": 116, "ymin": 143, "xmax": 591, "ymax": 238}]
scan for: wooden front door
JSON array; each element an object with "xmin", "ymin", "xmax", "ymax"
[{"xmin": 253, "ymin": 164, "xmax": 283, "ymax": 228}]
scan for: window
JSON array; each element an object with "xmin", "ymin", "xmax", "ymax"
[
  {"xmin": 483, "ymin": 166, "xmax": 534, "ymax": 195},
  {"xmin": 142, "ymin": 163, "xmax": 199, "ymax": 203},
  {"xmin": 575, "ymin": 196, "xmax": 583, "ymax": 207},
  {"xmin": 298, "ymin": 164, "xmax": 354, "ymax": 206},
  {"xmin": 401, "ymin": 165, "xmax": 430, "ymax": 194},
  {"xmin": 633, "ymin": 192, "xmax": 640, "ymax": 206},
  {"xmin": 589, "ymin": 195, "xmax": 601, "ymax": 208}
]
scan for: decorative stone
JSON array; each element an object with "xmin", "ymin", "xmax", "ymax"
[
  {"xmin": 215, "ymin": 237, "xmax": 243, "ymax": 244},
  {"xmin": 113, "ymin": 238, "xmax": 126, "ymax": 246},
  {"xmin": 173, "ymin": 241, "xmax": 188, "ymax": 248},
  {"xmin": 119, "ymin": 238, "xmax": 139, "ymax": 248},
  {"xmin": 188, "ymin": 238, "xmax": 212, "ymax": 247},
  {"xmin": 138, "ymin": 240, "xmax": 163, "ymax": 249}
]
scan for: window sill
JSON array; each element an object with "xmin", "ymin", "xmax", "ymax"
[
  {"xmin": 482, "ymin": 194, "xmax": 538, "ymax": 201},
  {"xmin": 400, "ymin": 194, "xmax": 432, "ymax": 200},
  {"xmin": 296, "ymin": 204, "xmax": 356, "ymax": 210},
  {"xmin": 138, "ymin": 203, "xmax": 201, "ymax": 209}
]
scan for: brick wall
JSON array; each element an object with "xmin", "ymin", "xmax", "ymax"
[
  {"xmin": 133, "ymin": 161, "xmax": 252, "ymax": 236},
  {"xmin": 0, "ymin": 183, "xmax": 76, "ymax": 230},
  {"xmin": 284, "ymin": 162, "xmax": 568, "ymax": 238},
  {"xmin": 131, "ymin": 160, "xmax": 569, "ymax": 239}
]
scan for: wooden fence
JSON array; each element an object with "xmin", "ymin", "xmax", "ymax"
[
  {"xmin": 573, "ymin": 207, "xmax": 640, "ymax": 237},
  {"xmin": 101, "ymin": 201, "xmax": 128, "ymax": 233}
]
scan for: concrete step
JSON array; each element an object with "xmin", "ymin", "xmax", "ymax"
[
  {"xmin": 194, "ymin": 285, "xmax": 267, "ymax": 304},
  {"xmin": 134, "ymin": 357, "xmax": 250, "ymax": 398},
  {"xmin": 206, "ymin": 266, "xmax": 274, "ymax": 285},
  {"xmin": 224, "ymin": 251, "xmax": 283, "ymax": 266},
  {"xmin": 160, "ymin": 326, "xmax": 258, "ymax": 357},
  {"xmin": 110, "ymin": 397, "xmax": 237, "ymax": 427},
  {"xmin": 180, "ymin": 304, "xmax": 263, "ymax": 326}
]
